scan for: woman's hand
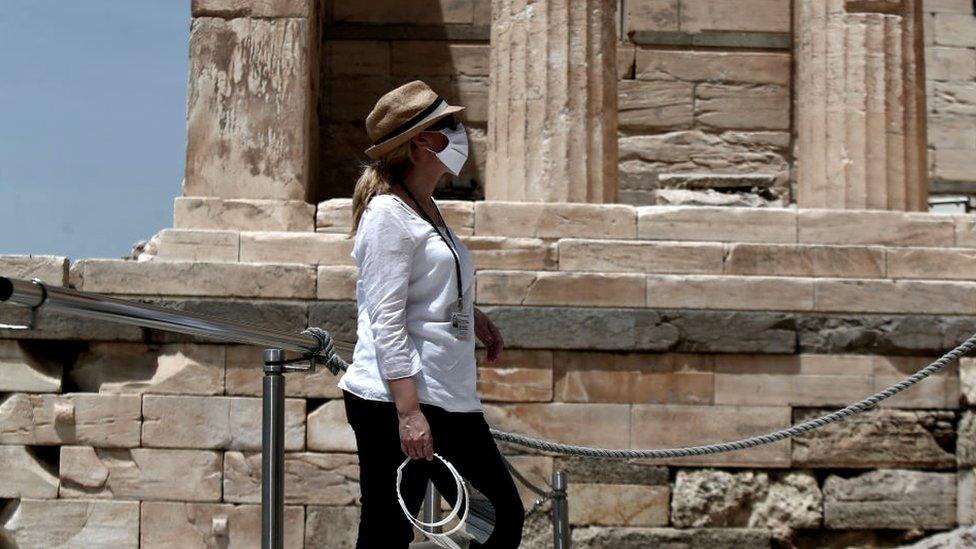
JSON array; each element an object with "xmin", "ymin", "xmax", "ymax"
[
  {"xmin": 398, "ymin": 408, "xmax": 434, "ymax": 461},
  {"xmin": 474, "ymin": 306, "xmax": 504, "ymax": 362}
]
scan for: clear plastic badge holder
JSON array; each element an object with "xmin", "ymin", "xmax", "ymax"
[{"xmin": 450, "ymin": 308, "xmax": 470, "ymax": 340}]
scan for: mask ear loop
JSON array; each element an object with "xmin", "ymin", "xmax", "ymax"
[{"xmin": 396, "ymin": 453, "xmax": 471, "ymax": 549}]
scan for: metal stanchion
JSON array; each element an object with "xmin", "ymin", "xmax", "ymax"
[
  {"xmin": 262, "ymin": 349, "xmax": 286, "ymax": 549},
  {"xmin": 422, "ymin": 481, "xmax": 443, "ymax": 532},
  {"xmin": 551, "ymin": 471, "xmax": 569, "ymax": 549}
]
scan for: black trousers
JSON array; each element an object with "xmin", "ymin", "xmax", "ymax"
[{"xmin": 342, "ymin": 389, "xmax": 525, "ymax": 548}]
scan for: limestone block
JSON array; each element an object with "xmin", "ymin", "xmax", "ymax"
[
  {"xmin": 323, "ymin": 40, "xmax": 390, "ymax": 76},
  {"xmin": 873, "ymin": 355, "xmax": 958, "ymax": 409},
  {"xmin": 630, "ymin": 405, "xmax": 792, "ymax": 467},
  {"xmin": 618, "ymin": 44, "xmax": 636, "ymax": 79},
  {"xmin": 929, "ymin": 114, "xmax": 976, "ymax": 151},
  {"xmin": 305, "ymin": 506, "xmax": 360, "ymax": 549},
  {"xmin": 637, "ymin": 206, "xmax": 797, "ymax": 243},
  {"xmin": 797, "ymin": 313, "xmax": 976, "ymax": 356},
  {"xmin": 725, "ymin": 243, "xmax": 886, "ymax": 278},
  {"xmin": 191, "ymin": 0, "xmax": 310, "ymax": 17},
  {"xmin": 462, "ymin": 236, "xmax": 556, "ymax": 271},
  {"xmin": 645, "ymin": 275, "xmax": 815, "ymax": 311},
  {"xmin": 571, "ymin": 527, "xmax": 772, "ymax": 548},
  {"xmin": 927, "ymin": 47, "xmax": 976, "ymax": 82},
  {"xmin": 792, "ymin": 408, "xmax": 956, "ymax": 469},
  {"xmin": 240, "ymin": 231, "xmax": 354, "ymax": 265},
  {"xmin": 823, "ymin": 469, "xmax": 956, "ymax": 529},
  {"xmin": 568, "ymin": 483, "xmax": 669, "ymax": 526},
  {"xmin": 223, "ymin": 451, "xmax": 360, "ymax": 504},
  {"xmin": 307, "ymin": 399, "xmax": 357, "ymax": 453},
  {"xmin": 60, "ymin": 446, "xmax": 223, "ymax": 501},
  {"xmin": 143, "ymin": 297, "xmax": 310, "ymax": 344},
  {"xmin": 671, "ymin": 470, "xmax": 822, "ymax": 535},
  {"xmin": 798, "ymin": 209, "xmax": 955, "ymax": 246},
  {"xmin": 558, "ymin": 239, "xmax": 724, "ymax": 274},
  {"xmin": 962, "ymin": 358, "xmax": 976, "ymax": 407},
  {"xmin": 476, "ymin": 270, "xmax": 646, "ymax": 307},
  {"xmin": 0, "ymin": 445, "xmax": 59, "ymax": 498},
  {"xmin": 142, "ymin": 395, "xmax": 305, "ymax": 451},
  {"xmin": 475, "ymin": 202, "xmax": 637, "ymax": 239},
  {"xmin": 0, "ymin": 393, "xmax": 141, "ymax": 447},
  {"xmin": 695, "ymin": 83, "xmax": 790, "ymax": 130},
  {"xmin": 146, "ymin": 229, "xmax": 240, "ymax": 262},
  {"xmin": 504, "ymin": 455, "xmax": 553, "ymax": 509},
  {"xmin": 933, "ymin": 12, "xmax": 976, "ymax": 47},
  {"xmin": 0, "ymin": 254, "xmax": 68, "ymax": 285},
  {"xmin": 484, "ymin": 403, "xmax": 630, "ymax": 451},
  {"xmin": 961, "ymin": 469, "xmax": 976, "ymax": 526},
  {"xmin": 224, "ymin": 344, "xmax": 343, "ymax": 398},
  {"xmin": 70, "ymin": 342, "xmax": 224, "ymax": 395},
  {"xmin": 618, "ymin": 79, "xmax": 694, "ymax": 131},
  {"xmin": 679, "ymin": 0, "xmax": 790, "ymax": 33},
  {"xmin": 332, "ymin": 0, "xmax": 475, "ymax": 24},
  {"xmin": 713, "ymin": 354, "xmax": 874, "ymax": 407},
  {"xmin": 553, "ymin": 456, "xmax": 668, "ymax": 485},
  {"xmin": 390, "ymin": 42, "xmax": 488, "ymax": 76},
  {"xmin": 934, "ymin": 149, "xmax": 976, "ymax": 182},
  {"xmin": 814, "ymin": 279, "xmax": 976, "ymax": 314},
  {"xmin": 926, "ymin": 0, "xmax": 975, "ymax": 13},
  {"xmin": 185, "ymin": 17, "xmax": 310, "ymax": 200},
  {"xmin": 317, "ymin": 266, "xmax": 358, "ymax": 300},
  {"xmin": 307, "ymin": 302, "xmax": 359, "ymax": 349},
  {"xmin": 315, "ymin": 198, "xmax": 353, "ymax": 233},
  {"xmin": 140, "ymin": 501, "xmax": 305, "ymax": 549},
  {"xmin": 625, "ymin": 0, "xmax": 679, "ymax": 32},
  {"xmin": 76, "ymin": 258, "xmax": 316, "ymax": 299},
  {"xmin": 554, "ymin": 352, "xmax": 713, "ymax": 404},
  {"xmin": 932, "ymin": 81, "xmax": 976, "ymax": 116},
  {"xmin": 1, "ymin": 499, "xmax": 139, "ymax": 548},
  {"xmin": 175, "ymin": 197, "xmax": 315, "ymax": 232},
  {"xmin": 635, "ymin": 50, "xmax": 791, "ymax": 85},
  {"xmin": 476, "ymin": 348, "xmax": 553, "ymax": 402},
  {"xmin": 0, "ymin": 339, "xmax": 62, "ymax": 392}
]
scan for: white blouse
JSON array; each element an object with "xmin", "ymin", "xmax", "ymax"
[{"xmin": 337, "ymin": 193, "xmax": 482, "ymax": 413}]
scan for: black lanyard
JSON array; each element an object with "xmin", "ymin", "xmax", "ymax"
[{"xmin": 397, "ymin": 186, "xmax": 464, "ymax": 312}]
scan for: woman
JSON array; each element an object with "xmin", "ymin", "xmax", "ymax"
[{"xmin": 339, "ymin": 80, "xmax": 525, "ymax": 548}]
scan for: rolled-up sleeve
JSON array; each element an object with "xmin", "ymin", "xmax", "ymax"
[{"xmin": 358, "ymin": 207, "xmax": 424, "ymax": 380}]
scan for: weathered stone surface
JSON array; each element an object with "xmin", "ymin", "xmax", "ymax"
[
  {"xmin": 632, "ymin": 405, "xmax": 792, "ymax": 467},
  {"xmin": 569, "ymin": 483, "xmax": 669, "ymax": 526},
  {"xmin": 0, "ymin": 254, "xmax": 68, "ymax": 285},
  {"xmin": 191, "ymin": 0, "xmax": 310, "ymax": 17},
  {"xmin": 241, "ymin": 231, "xmax": 353, "ymax": 265},
  {"xmin": 554, "ymin": 351, "xmax": 712, "ymax": 404},
  {"xmin": 618, "ymin": 79, "xmax": 693, "ymax": 131},
  {"xmin": 0, "ymin": 303, "xmax": 144, "ymax": 341},
  {"xmin": 900, "ymin": 525, "xmax": 976, "ymax": 548},
  {"xmin": 223, "ymin": 451, "xmax": 359, "ymax": 504},
  {"xmin": 307, "ymin": 399, "xmax": 356, "ymax": 452},
  {"xmin": 646, "ymin": 275, "xmax": 814, "ymax": 311},
  {"xmin": 962, "ymin": 358, "xmax": 976, "ymax": 407},
  {"xmin": 714, "ymin": 354, "xmax": 873, "ymax": 407},
  {"xmin": 0, "ymin": 339, "xmax": 63, "ymax": 392},
  {"xmin": 476, "ymin": 348, "xmax": 553, "ymax": 402},
  {"xmin": 1, "ymin": 499, "xmax": 139, "ymax": 548},
  {"xmin": 485, "ymin": 403, "xmax": 630, "ymax": 452},
  {"xmin": 671, "ymin": 470, "xmax": 822, "ymax": 536},
  {"xmin": 140, "ymin": 501, "xmax": 305, "ymax": 548},
  {"xmin": 888, "ymin": 247, "xmax": 976, "ymax": 280},
  {"xmin": 305, "ymin": 505, "xmax": 360, "ymax": 549},
  {"xmin": 70, "ymin": 342, "xmax": 224, "ymax": 395},
  {"xmin": 317, "ymin": 266, "xmax": 358, "ymax": 300},
  {"xmin": 505, "ymin": 455, "xmax": 554, "ymax": 509},
  {"xmin": 636, "ymin": 49, "xmax": 790, "ymax": 85},
  {"xmin": 0, "ymin": 393, "xmax": 141, "ymax": 447},
  {"xmin": 799, "ymin": 210, "xmax": 955, "ymax": 246},
  {"xmin": 174, "ymin": 197, "xmax": 315, "ymax": 232},
  {"xmin": 474, "ymin": 202, "xmax": 636, "ymax": 239},
  {"xmin": 307, "ymin": 301, "xmax": 359, "ymax": 344},
  {"xmin": 927, "ymin": 46, "xmax": 976, "ymax": 82},
  {"xmin": 558, "ymin": 239, "xmax": 724, "ymax": 274},
  {"xmin": 637, "ymin": 206, "xmax": 796, "ymax": 243},
  {"xmin": 932, "ymin": 11, "xmax": 976, "ymax": 47},
  {"xmin": 60, "ymin": 446, "xmax": 222, "ymax": 501},
  {"xmin": 814, "ymin": 279, "xmax": 976, "ymax": 314},
  {"xmin": 696, "ymin": 83, "xmax": 790, "ymax": 130},
  {"xmin": 650, "ymin": 188, "xmax": 782, "ymax": 208},
  {"xmin": 477, "ymin": 270, "xmax": 646, "ymax": 307},
  {"xmin": 462, "ymin": 236, "xmax": 556, "ymax": 271},
  {"xmin": 0, "ymin": 445, "xmax": 59, "ymax": 498},
  {"xmin": 315, "ymin": 198, "xmax": 353, "ymax": 233},
  {"xmin": 332, "ymin": 0, "xmax": 476, "ymax": 24},
  {"xmin": 143, "ymin": 228, "xmax": 240, "ymax": 263},
  {"xmin": 960, "ymin": 469, "xmax": 976, "ymax": 526},
  {"xmin": 625, "ymin": 0, "xmax": 679, "ymax": 32},
  {"xmin": 873, "ymin": 355, "xmax": 959, "ymax": 409},
  {"xmin": 571, "ymin": 527, "xmax": 772, "ymax": 548},
  {"xmin": 224, "ymin": 344, "xmax": 344, "ymax": 399},
  {"xmin": 959, "ymin": 412, "xmax": 976, "ymax": 466},
  {"xmin": 75, "ymin": 259, "xmax": 316, "ymax": 298},
  {"xmin": 824, "ymin": 469, "xmax": 956, "ymax": 529},
  {"xmin": 554, "ymin": 456, "xmax": 668, "ymax": 485},
  {"xmin": 185, "ymin": 17, "xmax": 309, "ymax": 200},
  {"xmin": 798, "ymin": 313, "xmax": 976, "ymax": 355},
  {"xmin": 143, "ymin": 395, "xmax": 305, "ymax": 451},
  {"xmin": 793, "ymin": 408, "xmax": 956, "ymax": 469},
  {"xmin": 144, "ymin": 298, "xmax": 309, "ymax": 344},
  {"xmin": 679, "ymin": 0, "xmax": 790, "ymax": 32},
  {"xmin": 725, "ymin": 243, "xmax": 886, "ymax": 278}
]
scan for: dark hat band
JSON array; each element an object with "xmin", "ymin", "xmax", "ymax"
[{"xmin": 372, "ymin": 96, "xmax": 445, "ymax": 146}]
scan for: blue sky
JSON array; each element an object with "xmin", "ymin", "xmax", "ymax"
[{"xmin": 0, "ymin": 2, "xmax": 189, "ymax": 259}]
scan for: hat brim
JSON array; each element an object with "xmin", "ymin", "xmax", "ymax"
[{"xmin": 365, "ymin": 103, "xmax": 466, "ymax": 160}]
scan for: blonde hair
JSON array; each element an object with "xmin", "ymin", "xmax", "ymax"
[{"xmin": 350, "ymin": 142, "xmax": 414, "ymax": 235}]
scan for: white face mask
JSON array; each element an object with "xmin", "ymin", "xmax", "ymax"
[{"xmin": 429, "ymin": 122, "xmax": 468, "ymax": 176}]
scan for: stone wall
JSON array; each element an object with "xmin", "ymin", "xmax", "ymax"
[
  {"xmin": 5, "ymin": 201, "xmax": 976, "ymax": 546},
  {"xmin": 924, "ymin": 0, "xmax": 976, "ymax": 198}
]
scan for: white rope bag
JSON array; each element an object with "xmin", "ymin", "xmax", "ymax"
[{"xmin": 396, "ymin": 454, "xmax": 471, "ymax": 549}]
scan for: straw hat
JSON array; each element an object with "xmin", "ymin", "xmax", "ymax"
[{"xmin": 364, "ymin": 80, "xmax": 465, "ymax": 159}]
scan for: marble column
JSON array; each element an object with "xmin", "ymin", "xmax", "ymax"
[
  {"xmin": 486, "ymin": 0, "xmax": 618, "ymax": 203},
  {"xmin": 794, "ymin": 0, "xmax": 928, "ymax": 210}
]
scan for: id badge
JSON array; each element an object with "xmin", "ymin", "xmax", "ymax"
[{"xmin": 450, "ymin": 310, "xmax": 471, "ymax": 340}]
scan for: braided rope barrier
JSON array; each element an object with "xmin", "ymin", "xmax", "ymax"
[{"xmin": 308, "ymin": 327, "xmax": 976, "ymax": 460}]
